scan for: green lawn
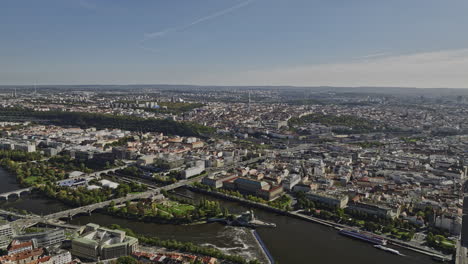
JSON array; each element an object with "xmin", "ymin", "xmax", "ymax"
[
  {"xmin": 157, "ymin": 201, "xmax": 195, "ymax": 215},
  {"xmin": 23, "ymin": 176, "xmax": 39, "ymax": 185},
  {"xmin": 441, "ymin": 240, "xmax": 455, "ymax": 247}
]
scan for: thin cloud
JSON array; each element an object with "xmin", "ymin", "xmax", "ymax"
[
  {"xmin": 197, "ymin": 48, "xmax": 468, "ymax": 88},
  {"xmin": 143, "ymin": 0, "xmax": 255, "ymax": 40},
  {"xmin": 356, "ymin": 52, "xmax": 390, "ymax": 60}
]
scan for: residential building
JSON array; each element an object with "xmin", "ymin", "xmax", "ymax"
[
  {"xmin": 306, "ymin": 191, "xmax": 349, "ymax": 209},
  {"xmin": 345, "ymin": 201, "xmax": 400, "ymax": 219},
  {"xmin": 0, "ymin": 248, "xmax": 45, "ymax": 264},
  {"xmin": 0, "ymin": 224, "xmax": 14, "ymax": 249},
  {"xmin": 181, "ymin": 161, "xmax": 205, "ymax": 179},
  {"xmin": 202, "ymin": 173, "xmax": 237, "ymax": 189},
  {"xmin": 50, "ymin": 250, "xmax": 72, "ymax": 264},
  {"xmin": 7, "ymin": 241, "xmax": 33, "ymax": 255},
  {"xmin": 14, "ymin": 229, "xmax": 65, "ymax": 248},
  {"xmin": 435, "ymin": 214, "xmax": 462, "ymax": 235}
]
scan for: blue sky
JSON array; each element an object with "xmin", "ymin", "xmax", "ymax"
[{"xmin": 1, "ymin": 0, "xmax": 468, "ymax": 87}]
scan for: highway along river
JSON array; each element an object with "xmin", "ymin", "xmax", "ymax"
[{"xmin": 0, "ymin": 168, "xmax": 438, "ymax": 264}]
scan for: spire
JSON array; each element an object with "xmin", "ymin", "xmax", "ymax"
[{"xmin": 248, "ymin": 90, "xmax": 251, "ymax": 113}]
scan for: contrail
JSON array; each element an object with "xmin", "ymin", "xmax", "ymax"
[
  {"xmin": 143, "ymin": 0, "xmax": 255, "ymax": 40},
  {"xmin": 356, "ymin": 52, "xmax": 390, "ymax": 60}
]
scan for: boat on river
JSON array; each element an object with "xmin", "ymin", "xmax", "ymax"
[
  {"xmin": 339, "ymin": 228, "xmax": 387, "ymax": 245},
  {"xmin": 374, "ymin": 245, "xmax": 403, "ymax": 256}
]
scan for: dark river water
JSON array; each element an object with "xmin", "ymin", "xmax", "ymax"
[{"xmin": 0, "ymin": 168, "xmax": 438, "ymax": 264}]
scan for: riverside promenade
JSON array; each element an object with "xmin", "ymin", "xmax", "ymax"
[{"xmin": 187, "ymin": 186, "xmax": 452, "ymax": 262}]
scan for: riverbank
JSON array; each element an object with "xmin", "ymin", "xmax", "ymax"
[
  {"xmin": 0, "ymin": 168, "xmax": 443, "ymax": 264},
  {"xmin": 102, "ymin": 208, "xmax": 210, "ymax": 226},
  {"xmin": 109, "ymin": 224, "xmax": 261, "ymax": 264},
  {"xmin": 186, "ymin": 186, "xmax": 452, "ymax": 262}
]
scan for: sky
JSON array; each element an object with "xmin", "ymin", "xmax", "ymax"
[{"xmin": 1, "ymin": 0, "xmax": 468, "ymax": 88}]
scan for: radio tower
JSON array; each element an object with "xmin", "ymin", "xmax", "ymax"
[{"xmin": 248, "ymin": 91, "xmax": 251, "ymax": 113}]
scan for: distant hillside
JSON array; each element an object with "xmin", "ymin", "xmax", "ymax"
[{"xmin": 0, "ymin": 108, "xmax": 214, "ymax": 137}]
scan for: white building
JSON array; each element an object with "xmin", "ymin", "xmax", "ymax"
[
  {"xmin": 51, "ymin": 250, "xmax": 72, "ymax": 264},
  {"xmin": 282, "ymin": 174, "xmax": 301, "ymax": 191},
  {"xmin": 100, "ymin": 179, "xmax": 119, "ymax": 189},
  {"xmin": 435, "ymin": 214, "xmax": 462, "ymax": 235},
  {"xmin": 14, "ymin": 143, "xmax": 36, "ymax": 153},
  {"xmin": 181, "ymin": 160, "xmax": 205, "ymax": 179}
]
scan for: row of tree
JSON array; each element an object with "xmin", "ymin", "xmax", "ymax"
[
  {"xmin": 295, "ymin": 191, "xmax": 417, "ymax": 241},
  {"xmin": 193, "ymin": 182, "xmax": 293, "ymax": 211},
  {"xmin": 106, "ymin": 196, "xmax": 230, "ymax": 224},
  {"xmin": 0, "ymin": 159, "xmax": 66, "ymax": 187},
  {"xmin": 38, "ymin": 181, "xmax": 147, "ymax": 207},
  {"xmin": 0, "ymin": 150, "xmax": 43, "ymax": 162}
]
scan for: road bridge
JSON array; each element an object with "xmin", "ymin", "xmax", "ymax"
[
  {"xmin": 86, "ymin": 164, "xmax": 133, "ymax": 178},
  {"xmin": 0, "ymin": 188, "xmax": 32, "ymax": 201},
  {"xmin": 5, "ymin": 157, "xmax": 257, "ymax": 226},
  {"xmin": 0, "ymin": 164, "xmax": 133, "ymax": 201},
  {"xmin": 0, "ymin": 209, "xmax": 39, "ymax": 219},
  {"xmin": 43, "ymin": 173, "xmax": 204, "ymax": 220}
]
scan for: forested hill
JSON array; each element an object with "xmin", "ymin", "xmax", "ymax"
[{"xmin": 0, "ymin": 108, "xmax": 214, "ymax": 137}]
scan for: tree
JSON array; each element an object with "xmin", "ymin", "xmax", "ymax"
[{"xmin": 116, "ymin": 256, "xmax": 137, "ymax": 264}]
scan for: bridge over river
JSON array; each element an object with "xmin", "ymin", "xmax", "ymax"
[
  {"xmin": 0, "ymin": 164, "xmax": 132, "ymax": 201},
  {"xmin": 7, "ymin": 172, "xmax": 205, "ymax": 228},
  {"xmin": 4, "ymin": 153, "xmax": 287, "ymax": 230}
]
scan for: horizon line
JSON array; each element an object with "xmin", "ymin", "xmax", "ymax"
[{"xmin": 0, "ymin": 84, "xmax": 468, "ymax": 90}]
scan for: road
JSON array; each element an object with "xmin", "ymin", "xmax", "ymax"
[{"xmin": 6, "ymin": 153, "xmax": 292, "ymax": 231}]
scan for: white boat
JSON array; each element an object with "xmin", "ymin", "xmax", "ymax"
[{"xmin": 374, "ymin": 245, "xmax": 403, "ymax": 256}]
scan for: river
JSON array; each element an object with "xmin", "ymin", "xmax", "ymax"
[{"xmin": 0, "ymin": 168, "xmax": 438, "ymax": 264}]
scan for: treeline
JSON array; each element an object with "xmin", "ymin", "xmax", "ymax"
[
  {"xmin": 38, "ymin": 181, "xmax": 147, "ymax": 207},
  {"xmin": 193, "ymin": 183, "xmax": 292, "ymax": 211},
  {"xmin": 0, "ymin": 150, "xmax": 43, "ymax": 162},
  {"xmin": 104, "ymin": 136, "xmax": 134, "ymax": 148},
  {"xmin": 48, "ymin": 155, "xmax": 114, "ymax": 172},
  {"xmin": 0, "ymin": 154, "xmax": 116, "ymax": 187},
  {"xmin": 106, "ymin": 196, "xmax": 230, "ymax": 224},
  {"xmin": 0, "ymin": 159, "xmax": 66, "ymax": 186},
  {"xmin": 108, "ymin": 224, "xmax": 261, "ymax": 264},
  {"xmin": 426, "ymin": 231, "xmax": 456, "ymax": 253},
  {"xmin": 0, "ymin": 108, "xmax": 214, "ymax": 137}
]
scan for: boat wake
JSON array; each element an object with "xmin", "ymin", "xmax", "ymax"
[{"xmin": 374, "ymin": 244, "xmax": 404, "ymax": 256}]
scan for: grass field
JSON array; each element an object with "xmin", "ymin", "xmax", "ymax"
[
  {"xmin": 156, "ymin": 201, "xmax": 195, "ymax": 216},
  {"xmin": 23, "ymin": 176, "xmax": 39, "ymax": 185}
]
